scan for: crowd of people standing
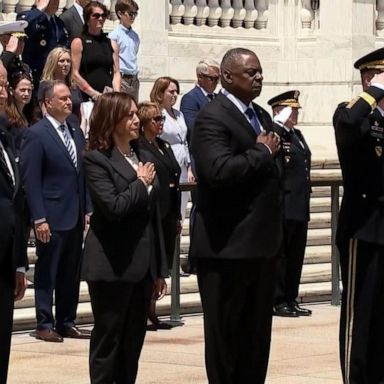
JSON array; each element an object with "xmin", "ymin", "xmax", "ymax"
[{"xmin": 1, "ymin": 0, "xmax": 384, "ymax": 383}]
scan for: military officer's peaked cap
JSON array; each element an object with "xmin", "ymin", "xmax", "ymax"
[
  {"xmin": 354, "ymin": 47, "xmax": 384, "ymax": 71},
  {"xmin": 0, "ymin": 20, "xmax": 28, "ymax": 36},
  {"xmin": 267, "ymin": 90, "xmax": 301, "ymax": 109}
]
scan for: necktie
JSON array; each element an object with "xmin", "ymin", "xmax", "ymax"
[
  {"xmin": 207, "ymin": 94, "xmax": 214, "ymax": 101},
  {"xmin": 0, "ymin": 143, "xmax": 14, "ymax": 187},
  {"xmin": 245, "ymin": 107, "xmax": 261, "ymax": 134},
  {"xmin": 59, "ymin": 124, "xmax": 77, "ymax": 168}
]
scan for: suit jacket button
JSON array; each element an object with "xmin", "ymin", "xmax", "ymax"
[{"xmin": 362, "ymin": 193, "xmax": 367, "ymax": 198}]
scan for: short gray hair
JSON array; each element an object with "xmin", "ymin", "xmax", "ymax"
[
  {"xmin": 42, "ymin": 80, "xmax": 67, "ymax": 100},
  {"xmin": 196, "ymin": 59, "xmax": 220, "ymax": 76}
]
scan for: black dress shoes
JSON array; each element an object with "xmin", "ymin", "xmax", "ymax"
[
  {"xmin": 147, "ymin": 316, "xmax": 174, "ymax": 330},
  {"xmin": 34, "ymin": 328, "xmax": 63, "ymax": 342},
  {"xmin": 289, "ymin": 302, "xmax": 312, "ymax": 316},
  {"xmin": 273, "ymin": 303, "xmax": 299, "ymax": 317},
  {"xmin": 57, "ymin": 326, "xmax": 92, "ymax": 339}
]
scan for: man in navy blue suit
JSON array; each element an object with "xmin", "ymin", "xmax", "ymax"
[
  {"xmin": 180, "ymin": 58, "xmax": 220, "ymax": 143},
  {"xmin": 21, "ymin": 80, "xmax": 91, "ymax": 342}
]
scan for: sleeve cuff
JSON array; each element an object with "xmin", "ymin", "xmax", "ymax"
[{"xmin": 16, "ymin": 267, "xmax": 26, "ymax": 274}]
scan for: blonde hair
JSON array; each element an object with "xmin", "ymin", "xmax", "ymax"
[
  {"xmin": 137, "ymin": 101, "xmax": 160, "ymax": 128},
  {"xmin": 41, "ymin": 47, "xmax": 74, "ymax": 88}
]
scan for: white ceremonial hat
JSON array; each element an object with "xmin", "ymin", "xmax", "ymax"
[{"xmin": 0, "ymin": 20, "xmax": 28, "ymax": 36}]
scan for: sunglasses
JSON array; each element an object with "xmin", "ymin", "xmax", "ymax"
[
  {"xmin": 91, "ymin": 12, "xmax": 107, "ymax": 19},
  {"xmin": 126, "ymin": 11, "xmax": 138, "ymax": 18},
  {"xmin": 153, "ymin": 115, "xmax": 166, "ymax": 123},
  {"xmin": 202, "ymin": 74, "xmax": 220, "ymax": 82}
]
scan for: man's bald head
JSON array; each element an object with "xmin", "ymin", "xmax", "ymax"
[{"xmin": 220, "ymin": 48, "xmax": 263, "ymax": 105}]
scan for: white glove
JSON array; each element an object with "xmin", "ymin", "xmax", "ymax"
[{"xmin": 273, "ymin": 106, "xmax": 292, "ymax": 125}]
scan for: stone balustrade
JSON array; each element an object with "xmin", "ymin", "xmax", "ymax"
[
  {"xmin": 377, "ymin": 0, "xmax": 384, "ymax": 32},
  {"xmin": 168, "ymin": 0, "xmax": 321, "ymax": 31}
]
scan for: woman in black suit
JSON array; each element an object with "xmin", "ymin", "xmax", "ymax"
[
  {"xmin": 137, "ymin": 101, "xmax": 181, "ymax": 330},
  {"xmin": 83, "ymin": 93, "xmax": 168, "ymax": 384}
]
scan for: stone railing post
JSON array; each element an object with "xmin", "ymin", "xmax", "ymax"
[
  {"xmin": 183, "ymin": 0, "xmax": 198, "ymax": 25},
  {"xmin": 196, "ymin": 0, "xmax": 209, "ymax": 26},
  {"xmin": 57, "ymin": 0, "xmax": 66, "ymax": 14},
  {"xmin": 232, "ymin": 0, "xmax": 246, "ymax": 28},
  {"xmin": 219, "ymin": 0, "xmax": 234, "ymax": 28},
  {"xmin": 170, "ymin": 0, "xmax": 185, "ymax": 25},
  {"xmin": 300, "ymin": 0, "xmax": 314, "ymax": 30},
  {"xmin": 2, "ymin": 0, "xmax": 19, "ymax": 14},
  {"xmin": 377, "ymin": 0, "xmax": 384, "ymax": 31},
  {"xmin": 207, "ymin": 0, "xmax": 222, "ymax": 27},
  {"xmin": 255, "ymin": 0, "xmax": 269, "ymax": 29},
  {"xmin": 244, "ymin": 0, "xmax": 258, "ymax": 29},
  {"xmin": 16, "ymin": 0, "xmax": 34, "ymax": 12}
]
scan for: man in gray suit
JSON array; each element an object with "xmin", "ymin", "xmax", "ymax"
[{"xmin": 60, "ymin": 0, "xmax": 90, "ymax": 41}]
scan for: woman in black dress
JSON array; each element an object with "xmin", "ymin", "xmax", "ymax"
[
  {"xmin": 137, "ymin": 101, "xmax": 181, "ymax": 330},
  {"xmin": 71, "ymin": 1, "xmax": 121, "ymax": 101}
]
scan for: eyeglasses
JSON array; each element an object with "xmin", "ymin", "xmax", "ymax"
[
  {"xmin": 126, "ymin": 11, "xmax": 138, "ymax": 18},
  {"xmin": 153, "ymin": 115, "xmax": 166, "ymax": 123},
  {"xmin": 91, "ymin": 12, "xmax": 107, "ymax": 20},
  {"xmin": 201, "ymin": 74, "xmax": 220, "ymax": 82}
]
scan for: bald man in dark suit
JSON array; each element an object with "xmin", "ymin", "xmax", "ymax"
[{"xmin": 190, "ymin": 48, "xmax": 283, "ymax": 384}]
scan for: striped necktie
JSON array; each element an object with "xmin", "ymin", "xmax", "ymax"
[
  {"xmin": 0, "ymin": 144, "xmax": 14, "ymax": 187},
  {"xmin": 59, "ymin": 124, "xmax": 77, "ymax": 168}
]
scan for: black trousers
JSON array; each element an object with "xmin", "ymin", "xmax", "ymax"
[
  {"xmin": 197, "ymin": 257, "xmax": 276, "ymax": 384},
  {"xmin": 0, "ymin": 267, "xmax": 14, "ymax": 384},
  {"xmin": 34, "ymin": 222, "xmax": 83, "ymax": 330},
  {"xmin": 338, "ymin": 239, "xmax": 384, "ymax": 384},
  {"xmin": 88, "ymin": 275, "xmax": 153, "ymax": 384},
  {"xmin": 0, "ymin": 241, "xmax": 15, "ymax": 384},
  {"xmin": 275, "ymin": 220, "xmax": 308, "ymax": 305}
]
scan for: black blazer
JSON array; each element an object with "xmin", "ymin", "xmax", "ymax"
[
  {"xmin": 190, "ymin": 93, "xmax": 283, "ymax": 260},
  {"xmin": 60, "ymin": 6, "xmax": 84, "ymax": 41},
  {"xmin": 134, "ymin": 135, "xmax": 181, "ymax": 219},
  {"xmin": 334, "ymin": 85, "xmax": 384, "ymax": 245},
  {"xmin": 0, "ymin": 126, "xmax": 27, "ymax": 275},
  {"xmin": 274, "ymin": 123, "xmax": 311, "ymax": 222},
  {"xmin": 82, "ymin": 146, "xmax": 168, "ymax": 283}
]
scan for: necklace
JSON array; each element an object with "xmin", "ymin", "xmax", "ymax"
[{"xmin": 117, "ymin": 146, "xmax": 135, "ymax": 158}]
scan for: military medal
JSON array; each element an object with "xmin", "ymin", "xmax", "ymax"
[{"xmin": 375, "ymin": 145, "xmax": 382, "ymax": 157}]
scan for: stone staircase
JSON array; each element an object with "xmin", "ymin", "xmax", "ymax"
[{"xmin": 14, "ymin": 160, "xmax": 342, "ymax": 331}]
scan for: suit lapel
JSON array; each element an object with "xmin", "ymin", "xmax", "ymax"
[
  {"xmin": 217, "ymin": 93, "xmax": 257, "ymax": 139},
  {"xmin": 109, "ymin": 146, "xmax": 137, "ymax": 182},
  {"xmin": 71, "ymin": 7, "xmax": 83, "ymax": 31},
  {"xmin": 195, "ymin": 86, "xmax": 209, "ymax": 107},
  {"xmin": 0, "ymin": 130, "xmax": 17, "ymax": 194}
]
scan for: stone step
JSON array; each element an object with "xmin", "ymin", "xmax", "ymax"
[
  {"xmin": 13, "ymin": 279, "xmax": 338, "ymax": 331},
  {"xmin": 308, "ymin": 212, "xmax": 331, "ymax": 229},
  {"xmin": 18, "ymin": 261, "xmax": 330, "ymax": 312},
  {"xmin": 179, "ymin": 227, "xmax": 331, "ymax": 254},
  {"xmin": 304, "ymin": 245, "xmax": 331, "ymax": 264}
]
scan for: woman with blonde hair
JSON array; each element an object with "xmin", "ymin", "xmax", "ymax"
[{"xmin": 39, "ymin": 47, "xmax": 82, "ymax": 122}]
